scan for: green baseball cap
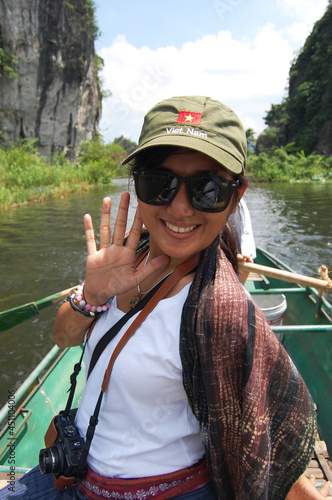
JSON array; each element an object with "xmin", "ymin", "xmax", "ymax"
[{"xmin": 122, "ymin": 96, "xmax": 247, "ymax": 174}]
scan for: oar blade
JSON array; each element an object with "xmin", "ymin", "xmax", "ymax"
[
  {"xmin": 0, "ymin": 302, "xmax": 40, "ymax": 332},
  {"xmin": 0, "ymin": 287, "xmax": 74, "ymax": 333}
]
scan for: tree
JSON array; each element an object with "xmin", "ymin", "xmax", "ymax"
[
  {"xmin": 264, "ymin": 100, "xmax": 289, "ymax": 128},
  {"xmin": 246, "ymin": 128, "xmax": 256, "ymax": 151},
  {"xmin": 113, "ymin": 136, "xmax": 137, "ymax": 155},
  {"xmin": 259, "ymin": 2, "xmax": 332, "ymax": 156}
]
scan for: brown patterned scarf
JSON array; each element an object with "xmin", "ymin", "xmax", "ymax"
[{"xmin": 180, "ymin": 234, "xmax": 317, "ymax": 499}]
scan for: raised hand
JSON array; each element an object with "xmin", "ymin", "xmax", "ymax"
[
  {"xmin": 286, "ymin": 474, "xmax": 331, "ymax": 499},
  {"xmin": 83, "ymin": 192, "xmax": 169, "ymax": 306}
]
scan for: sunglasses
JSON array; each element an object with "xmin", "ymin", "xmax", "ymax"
[{"xmin": 133, "ymin": 168, "xmax": 239, "ymax": 213}]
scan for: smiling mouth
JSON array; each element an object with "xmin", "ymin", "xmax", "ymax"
[{"xmin": 164, "ymin": 221, "xmax": 199, "ymax": 233}]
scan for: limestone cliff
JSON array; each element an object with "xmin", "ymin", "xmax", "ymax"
[
  {"xmin": 256, "ymin": 3, "xmax": 332, "ymax": 156},
  {"xmin": 0, "ymin": 0, "xmax": 101, "ymax": 158},
  {"xmin": 287, "ymin": 2, "xmax": 332, "ymax": 156}
]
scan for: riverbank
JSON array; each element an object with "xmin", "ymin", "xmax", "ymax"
[
  {"xmin": 1, "ymin": 140, "xmax": 332, "ymax": 210},
  {"xmin": 0, "ymin": 139, "xmax": 127, "ymax": 210},
  {"xmin": 246, "ymin": 148, "xmax": 332, "ymax": 182}
]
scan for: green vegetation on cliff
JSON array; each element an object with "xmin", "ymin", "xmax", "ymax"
[
  {"xmin": 0, "ymin": 47, "xmax": 18, "ymax": 80},
  {"xmin": 256, "ymin": 2, "xmax": 332, "ymax": 156}
]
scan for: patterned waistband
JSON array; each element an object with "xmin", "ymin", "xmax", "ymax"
[{"xmin": 78, "ymin": 458, "xmax": 210, "ymax": 500}]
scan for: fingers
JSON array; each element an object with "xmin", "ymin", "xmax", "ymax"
[
  {"xmin": 99, "ymin": 197, "xmax": 111, "ymax": 249},
  {"xmin": 136, "ymin": 254, "xmax": 170, "ymax": 283},
  {"xmin": 309, "ymin": 475, "xmax": 316, "ymax": 486},
  {"xmin": 237, "ymin": 253, "xmax": 254, "ymax": 263},
  {"xmin": 319, "ymin": 480, "xmax": 331, "ymax": 497},
  {"xmin": 85, "ymin": 192, "xmax": 136, "ymax": 255},
  {"xmin": 112, "ymin": 192, "xmax": 130, "ymax": 245},
  {"xmin": 84, "ymin": 214, "xmax": 97, "ymax": 255},
  {"xmin": 309, "ymin": 476, "xmax": 331, "ymax": 498},
  {"xmin": 125, "ymin": 205, "xmax": 144, "ymax": 251}
]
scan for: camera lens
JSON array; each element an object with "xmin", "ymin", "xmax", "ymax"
[{"xmin": 39, "ymin": 446, "xmax": 62, "ymax": 475}]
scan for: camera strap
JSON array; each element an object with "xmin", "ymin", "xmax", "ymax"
[
  {"xmin": 86, "ymin": 273, "xmax": 168, "ymax": 379},
  {"xmin": 63, "ymin": 279, "xmax": 164, "ymax": 416},
  {"xmin": 99, "ymin": 253, "xmax": 199, "ymax": 393},
  {"xmin": 62, "ymin": 249, "xmax": 151, "ymax": 415},
  {"xmin": 64, "ymin": 253, "xmax": 200, "ymax": 479}
]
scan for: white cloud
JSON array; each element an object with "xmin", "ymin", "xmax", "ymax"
[
  {"xmin": 99, "ymin": 24, "xmax": 295, "ymax": 142},
  {"xmin": 283, "ymin": 22, "xmax": 314, "ymax": 45},
  {"xmin": 277, "ymin": 0, "xmax": 328, "ymax": 24},
  {"xmin": 277, "ymin": 0, "xmax": 329, "ymax": 45}
]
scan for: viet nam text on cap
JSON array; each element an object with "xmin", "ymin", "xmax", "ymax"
[{"xmin": 123, "ymin": 96, "xmax": 247, "ymax": 174}]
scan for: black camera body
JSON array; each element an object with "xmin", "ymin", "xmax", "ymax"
[{"xmin": 39, "ymin": 409, "xmax": 87, "ymax": 488}]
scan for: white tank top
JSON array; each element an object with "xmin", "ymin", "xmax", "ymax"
[{"xmin": 75, "ymin": 283, "xmax": 204, "ymax": 478}]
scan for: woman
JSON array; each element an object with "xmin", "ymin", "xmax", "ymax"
[
  {"xmin": 228, "ymin": 198, "xmax": 256, "ymax": 283},
  {"xmin": 1, "ymin": 96, "xmax": 330, "ymax": 499}
]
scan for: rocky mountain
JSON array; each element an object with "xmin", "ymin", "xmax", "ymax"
[
  {"xmin": 287, "ymin": 2, "xmax": 332, "ymax": 156},
  {"xmin": 256, "ymin": 3, "xmax": 332, "ymax": 156},
  {"xmin": 0, "ymin": 0, "xmax": 101, "ymax": 159}
]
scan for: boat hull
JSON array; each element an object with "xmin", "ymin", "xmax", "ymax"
[
  {"xmin": 0, "ymin": 346, "xmax": 85, "ymax": 473},
  {"xmin": 249, "ymin": 248, "xmax": 332, "ymax": 453}
]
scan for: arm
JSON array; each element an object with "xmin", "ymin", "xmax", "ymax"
[
  {"xmin": 237, "ymin": 253, "xmax": 254, "ymax": 284},
  {"xmin": 286, "ymin": 474, "xmax": 331, "ymax": 500},
  {"xmin": 238, "ymin": 199, "xmax": 256, "ymax": 261},
  {"xmin": 53, "ymin": 300, "xmax": 94, "ymax": 348},
  {"xmin": 53, "ymin": 193, "xmax": 169, "ymax": 348}
]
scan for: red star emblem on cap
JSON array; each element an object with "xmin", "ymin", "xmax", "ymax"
[{"xmin": 177, "ymin": 111, "xmax": 202, "ymax": 125}]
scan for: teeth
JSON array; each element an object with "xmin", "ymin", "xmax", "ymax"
[{"xmin": 165, "ymin": 221, "xmax": 197, "ymax": 233}]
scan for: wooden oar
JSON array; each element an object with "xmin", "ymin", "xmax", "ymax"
[
  {"xmin": 1, "ymin": 262, "xmax": 331, "ymax": 333},
  {"xmin": 238, "ymin": 261, "xmax": 332, "ymax": 293},
  {"xmin": 0, "ymin": 285, "xmax": 78, "ymax": 333}
]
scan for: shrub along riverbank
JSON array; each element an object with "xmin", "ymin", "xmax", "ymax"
[
  {"xmin": 1, "ymin": 140, "xmax": 331, "ymax": 210},
  {"xmin": 246, "ymin": 148, "xmax": 332, "ymax": 182},
  {"xmin": 0, "ymin": 139, "xmax": 127, "ymax": 209}
]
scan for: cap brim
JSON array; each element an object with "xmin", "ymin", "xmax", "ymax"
[{"xmin": 122, "ymin": 135, "xmax": 244, "ymax": 174}]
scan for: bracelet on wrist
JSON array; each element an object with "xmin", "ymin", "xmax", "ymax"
[{"xmin": 67, "ymin": 283, "xmax": 112, "ymax": 318}]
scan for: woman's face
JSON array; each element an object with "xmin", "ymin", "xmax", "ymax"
[{"xmin": 137, "ymin": 150, "xmax": 243, "ymax": 264}]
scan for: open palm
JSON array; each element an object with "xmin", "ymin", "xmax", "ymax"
[{"xmin": 83, "ymin": 192, "xmax": 169, "ymax": 306}]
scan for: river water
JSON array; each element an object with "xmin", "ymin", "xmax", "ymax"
[{"xmin": 0, "ymin": 179, "xmax": 331, "ymax": 407}]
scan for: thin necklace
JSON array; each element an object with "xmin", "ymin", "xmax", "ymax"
[{"xmin": 129, "ymin": 251, "xmax": 173, "ymax": 309}]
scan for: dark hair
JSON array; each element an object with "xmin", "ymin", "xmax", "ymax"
[
  {"xmin": 131, "ymin": 145, "xmax": 248, "ymax": 190},
  {"xmin": 220, "ymin": 223, "xmax": 239, "ymax": 273},
  {"xmin": 131, "ymin": 146, "xmax": 180, "ymax": 171},
  {"xmin": 130, "ymin": 146, "xmax": 249, "ymax": 274}
]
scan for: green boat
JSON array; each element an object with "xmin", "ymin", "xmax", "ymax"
[{"xmin": 0, "ymin": 247, "xmax": 331, "ymax": 479}]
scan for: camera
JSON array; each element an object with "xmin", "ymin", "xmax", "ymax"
[{"xmin": 39, "ymin": 410, "xmax": 87, "ymax": 489}]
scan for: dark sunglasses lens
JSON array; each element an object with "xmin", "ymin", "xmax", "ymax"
[
  {"xmin": 189, "ymin": 176, "xmax": 233, "ymax": 212},
  {"xmin": 136, "ymin": 171, "xmax": 178, "ymax": 205}
]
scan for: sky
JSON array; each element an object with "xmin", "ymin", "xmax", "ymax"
[{"xmin": 93, "ymin": 0, "xmax": 329, "ymax": 144}]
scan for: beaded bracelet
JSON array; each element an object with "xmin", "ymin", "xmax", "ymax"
[{"xmin": 67, "ymin": 283, "xmax": 112, "ymax": 318}]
